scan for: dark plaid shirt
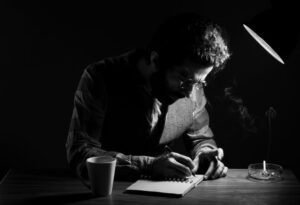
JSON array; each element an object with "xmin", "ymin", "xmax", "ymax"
[{"xmin": 66, "ymin": 50, "xmax": 217, "ymax": 184}]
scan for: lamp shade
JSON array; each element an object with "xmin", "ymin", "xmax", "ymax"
[{"xmin": 243, "ymin": 9, "xmax": 299, "ymax": 64}]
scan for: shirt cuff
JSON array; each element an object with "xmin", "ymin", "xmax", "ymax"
[{"xmin": 192, "ymin": 142, "xmax": 217, "ymax": 159}]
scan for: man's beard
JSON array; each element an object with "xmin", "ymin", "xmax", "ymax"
[{"xmin": 150, "ymin": 70, "xmax": 185, "ymax": 104}]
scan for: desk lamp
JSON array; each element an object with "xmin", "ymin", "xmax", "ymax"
[
  {"xmin": 242, "ymin": 6, "xmax": 299, "ymax": 182},
  {"xmin": 243, "ymin": 9, "xmax": 298, "ymax": 65}
]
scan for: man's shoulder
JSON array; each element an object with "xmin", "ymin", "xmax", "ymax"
[
  {"xmin": 86, "ymin": 49, "xmax": 137, "ymax": 73},
  {"xmin": 80, "ymin": 49, "xmax": 143, "ymax": 89}
]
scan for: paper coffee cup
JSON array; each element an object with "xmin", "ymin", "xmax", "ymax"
[{"xmin": 86, "ymin": 156, "xmax": 116, "ymax": 196}]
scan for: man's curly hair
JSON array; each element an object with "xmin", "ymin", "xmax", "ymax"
[{"xmin": 147, "ymin": 12, "xmax": 231, "ymax": 74}]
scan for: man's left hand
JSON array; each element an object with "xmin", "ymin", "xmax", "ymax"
[{"xmin": 192, "ymin": 147, "xmax": 228, "ymax": 180}]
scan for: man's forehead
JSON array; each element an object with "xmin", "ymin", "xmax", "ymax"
[{"xmin": 174, "ymin": 62, "xmax": 213, "ymax": 75}]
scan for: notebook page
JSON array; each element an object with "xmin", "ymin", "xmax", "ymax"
[{"xmin": 126, "ymin": 175, "xmax": 204, "ymax": 196}]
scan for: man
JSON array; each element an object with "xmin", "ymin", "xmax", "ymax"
[{"xmin": 66, "ymin": 13, "xmax": 231, "ymax": 185}]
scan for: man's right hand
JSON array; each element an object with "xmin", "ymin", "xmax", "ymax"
[{"xmin": 151, "ymin": 152, "xmax": 195, "ymax": 179}]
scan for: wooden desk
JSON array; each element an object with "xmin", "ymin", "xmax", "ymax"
[{"xmin": 0, "ymin": 169, "xmax": 300, "ymax": 205}]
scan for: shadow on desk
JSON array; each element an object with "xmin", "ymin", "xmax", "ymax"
[
  {"xmin": 124, "ymin": 190, "xmax": 182, "ymax": 198},
  {"xmin": 22, "ymin": 192, "xmax": 95, "ymax": 205},
  {"xmin": 0, "ymin": 168, "xmax": 10, "ymax": 184},
  {"xmin": 2, "ymin": 168, "xmax": 300, "ymax": 205}
]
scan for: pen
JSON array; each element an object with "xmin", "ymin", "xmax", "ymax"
[
  {"xmin": 163, "ymin": 145, "xmax": 196, "ymax": 177},
  {"xmin": 163, "ymin": 145, "xmax": 173, "ymax": 154}
]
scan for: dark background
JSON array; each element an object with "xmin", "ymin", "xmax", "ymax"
[{"xmin": 1, "ymin": 0, "xmax": 299, "ymax": 178}]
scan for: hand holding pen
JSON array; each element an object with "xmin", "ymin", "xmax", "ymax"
[
  {"xmin": 163, "ymin": 145, "xmax": 196, "ymax": 177},
  {"xmin": 150, "ymin": 145, "xmax": 196, "ymax": 179}
]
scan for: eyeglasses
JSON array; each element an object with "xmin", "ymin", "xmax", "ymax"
[{"xmin": 179, "ymin": 78, "xmax": 207, "ymax": 91}]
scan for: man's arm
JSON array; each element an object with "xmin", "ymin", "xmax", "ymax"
[
  {"xmin": 66, "ymin": 63, "xmax": 196, "ymax": 184},
  {"xmin": 184, "ymin": 86, "xmax": 227, "ymax": 178},
  {"xmin": 185, "ymin": 106, "xmax": 228, "ymax": 179},
  {"xmin": 185, "ymin": 105, "xmax": 217, "ymax": 160},
  {"xmin": 65, "ymin": 65, "xmax": 155, "ymax": 185},
  {"xmin": 184, "ymin": 86, "xmax": 217, "ymax": 159}
]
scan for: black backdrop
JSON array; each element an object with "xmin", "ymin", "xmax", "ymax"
[{"xmin": 1, "ymin": 1, "xmax": 299, "ymax": 178}]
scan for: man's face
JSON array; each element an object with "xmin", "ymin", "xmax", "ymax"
[{"xmin": 162, "ymin": 61, "xmax": 213, "ymax": 102}]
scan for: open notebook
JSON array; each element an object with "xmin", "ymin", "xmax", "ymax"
[{"xmin": 126, "ymin": 175, "xmax": 204, "ymax": 197}]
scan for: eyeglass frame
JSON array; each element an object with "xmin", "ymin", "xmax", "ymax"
[{"xmin": 179, "ymin": 78, "xmax": 207, "ymax": 90}]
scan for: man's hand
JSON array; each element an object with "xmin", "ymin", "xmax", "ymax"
[
  {"xmin": 151, "ymin": 152, "xmax": 195, "ymax": 179},
  {"xmin": 192, "ymin": 147, "xmax": 228, "ymax": 180}
]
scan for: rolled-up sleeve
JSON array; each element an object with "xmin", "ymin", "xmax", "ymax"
[
  {"xmin": 184, "ymin": 86, "xmax": 217, "ymax": 159},
  {"xmin": 186, "ymin": 107, "xmax": 217, "ymax": 159}
]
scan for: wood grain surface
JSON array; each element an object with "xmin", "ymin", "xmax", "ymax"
[{"xmin": 0, "ymin": 168, "xmax": 299, "ymax": 205}]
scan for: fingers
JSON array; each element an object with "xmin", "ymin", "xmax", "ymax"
[
  {"xmin": 163, "ymin": 166, "xmax": 189, "ymax": 179},
  {"xmin": 217, "ymin": 148, "xmax": 224, "ymax": 160},
  {"xmin": 198, "ymin": 147, "xmax": 226, "ymax": 180},
  {"xmin": 167, "ymin": 156, "xmax": 193, "ymax": 177},
  {"xmin": 204, "ymin": 160, "xmax": 216, "ymax": 180},
  {"xmin": 211, "ymin": 161, "xmax": 225, "ymax": 179},
  {"xmin": 201, "ymin": 149, "xmax": 219, "ymax": 161},
  {"xmin": 153, "ymin": 152, "xmax": 196, "ymax": 179},
  {"xmin": 205, "ymin": 160, "xmax": 228, "ymax": 180},
  {"xmin": 221, "ymin": 166, "xmax": 228, "ymax": 177},
  {"xmin": 200, "ymin": 147, "xmax": 224, "ymax": 161},
  {"xmin": 169, "ymin": 152, "xmax": 195, "ymax": 170},
  {"xmin": 153, "ymin": 150, "xmax": 227, "ymax": 179},
  {"xmin": 191, "ymin": 156, "xmax": 199, "ymax": 173}
]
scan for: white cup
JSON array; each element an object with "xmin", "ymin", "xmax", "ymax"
[{"xmin": 86, "ymin": 156, "xmax": 116, "ymax": 196}]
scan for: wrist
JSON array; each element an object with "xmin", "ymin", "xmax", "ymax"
[
  {"xmin": 144, "ymin": 156, "xmax": 155, "ymax": 176},
  {"xmin": 194, "ymin": 146, "xmax": 214, "ymax": 160},
  {"xmin": 130, "ymin": 155, "xmax": 155, "ymax": 176}
]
